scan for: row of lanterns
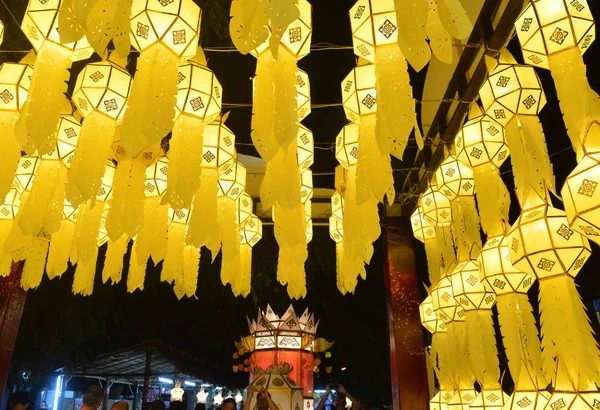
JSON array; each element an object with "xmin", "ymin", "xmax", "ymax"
[
  {"xmin": 0, "ymin": 0, "xmax": 268, "ymax": 298},
  {"xmin": 414, "ymin": 1, "xmax": 600, "ymax": 409}
]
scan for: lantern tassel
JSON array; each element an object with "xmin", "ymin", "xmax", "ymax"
[
  {"xmin": 120, "ymin": 43, "xmax": 178, "ymax": 153},
  {"xmin": 162, "ymin": 222, "xmax": 186, "ymax": 285},
  {"xmin": 432, "ymin": 332, "xmax": 457, "ymax": 390},
  {"xmin": 102, "ymin": 235, "xmax": 129, "ymax": 284},
  {"xmin": 473, "ymin": 164, "xmax": 510, "ymax": 236},
  {"xmin": 517, "ymin": 116, "xmax": 556, "ymax": 197},
  {"xmin": 187, "ymin": 169, "xmax": 220, "ymax": 252},
  {"xmin": 18, "ymin": 161, "xmax": 67, "ymax": 236},
  {"xmin": 277, "ymin": 243, "xmax": 307, "ymax": 300},
  {"xmin": 72, "ymin": 246, "xmax": 98, "ymax": 296},
  {"xmin": 0, "ymin": 113, "xmax": 22, "ymax": 202},
  {"xmin": 436, "ymin": 0, "xmax": 472, "ymax": 40},
  {"xmin": 496, "ymin": 293, "xmax": 546, "ymax": 390},
  {"xmin": 127, "ymin": 241, "xmax": 146, "ymax": 293},
  {"xmin": 262, "ymin": 142, "xmax": 301, "ymax": 210},
  {"xmin": 67, "ymin": 112, "xmax": 116, "ymax": 207},
  {"xmin": 72, "ymin": 200, "xmax": 104, "ymax": 264},
  {"xmin": 450, "ymin": 196, "xmax": 481, "ymax": 252},
  {"xmin": 219, "ymin": 197, "xmax": 240, "ymax": 285},
  {"xmin": 136, "ymin": 196, "xmax": 168, "ymax": 266},
  {"xmin": 251, "ymin": 52, "xmax": 279, "ymax": 162},
  {"xmin": 375, "ymin": 43, "xmax": 415, "ymax": 160},
  {"xmin": 446, "ymin": 320, "xmax": 474, "ymax": 390},
  {"xmin": 106, "ymin": 160, "xmax": 146, "ymax": 240},
  {"xmin": 163, "ymin": 115, "xmax": 205, "ymax": 211},
  {"xmin": 538, "ymin": 276, "xmax": 600, "ymax": 390},
  {"xmin": 236, "ymin": 243, "xmax": 252, "ymax": 297},
  {"xmin": 15, "ymin": 42, "xmax": 71, "ymax": 155},
  {"xmin": 424, "ymin": 239, "xmax": 441, "ymax": 285},
  {"xmin": 426, "ymin": 1, "xmax": 452, "ymax": 64},
  {"xmin": 465, "ymin": 309, "xmax": 500, "ymax": 388},
  {"xmin": 393, "ymin": 0, "xmax": 430, "ymax": 72},
  {"xmin": 273, "ymin": 47, "xmax": 299, "ymax": 151},
  {"xmin": 20, "ymin": 237, "xmax": 49, "ymax": 290},
  {"xmin": 5, "ymin": 210, "xmax": 32, "ymax": 262},
  {"xmin": 548, "ymin": 48, "xmax": 599, "ymax": 160},
  {"xmin": 47, "ymin": 220, "xmax": 76, "ymax": 279},
  {"xmin": 86, "ymin": 0, "xmax": 132, "ymax": 58},
  {"xmin": 357, "ymin": 115, "xmax": 394, "ymax": 205},
  {"xmin": 0, "ymin": 220, "xmax": 14, "ymax": 277},
  {"xmin": 173, "ymin": 245, "xmax": 200, "ymax": 300}
]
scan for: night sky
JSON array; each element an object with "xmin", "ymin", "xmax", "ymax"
[{"xmin": 2, "ymin": 0, "xmax": 600, "ymax": 406}]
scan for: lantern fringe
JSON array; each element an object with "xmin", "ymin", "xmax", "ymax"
[
  {"xmin": 229, "ymin": 0, "xmax": 270, "ymax": 55},
  {"xmin": 127, "ymin": 242, "xmax": 146, "ymax": 293},
  {"xmin": 173, "ymin": 245, "xmax": 200, "ymax": 300},
  {"xmin": 393, "ymin": 0, "xmax": 430, "ymax": 72},
  {"xmin": 548, "ymin": 48, "xmax": 597, "ymax": 160},
  {"xmin": 517, "ymin": 116, "xmax": 556, "ymax": 197},
  {"xmin": 274, "ymin": 203, "xmax": 305, "ymax": 250},
  {"xmin": 465, "ymin": 309, "xmax": 500, "ymax": 389},
  {"xmin": 424, "ymin": 239, "xmax": 441, "ymax": 286},
  {"xmin": 436, "ymin": 0, "xmax": 472, "ymax": 40},
  {"xmin": 5, "ymin": 211, "xmax": 32, "ymax": 262},
  {"xmin": 277, "ymin": 243, "xmax": 308, "ymax": 299},
  {"xmin": 273, "ymin": 47, "xmax": 299, "ymax": 151},
  {"xmin": 496, "ymin": 293, "xmax": 546, "ymax": 390},
  {"xmin": 0, "ymin": 113, "xmax": 22, "ymax": 202},
  {"xmin": 47, "ymin": 220, "xmax": 76, "ymax": 279},
  {"xmin": 120, "ymin": 43, "xmax": 178, "ymax": 153},
  {"xmin": 66, "ymin": 112, "xmax": 116, "ymax": 207},
  {"xmin": 432, "ymin": 332, "xmax": 457, "ymax": 391},
  {"xmin": 426, "ymin": 2, "xmax": 452, "ymax": 64},
  {"xmin": 450, "ymin": 196, "xmax": 480, "ymax": 253},
  {"xmin": 357, "ymin": 115, "xmax": 394, "ymax": 206},
  {"xmin": 219, "ymin": 197, "xmax": 240, "ymax": 285},
  {"xmin": 162, "ymin": 222, "xmax": 186, "ymax": 285},
  {"xmin": 446, "ymin": 320, "xmax": 474, "ymax": 390},
  {"xmin": 473, "ymin": 164, "xmax": 510, "ymax": 236},
  {"xmin": 251, "ymin": 52, "xmax": 279, "ymax": 162},
  {"xmin": 436, "ymin": 225, "xmax": 456, "ymax": 271},
  {"xmin": 106, "ymin": 160, "xmax": 146, "ymax": 240},
  {"xmin": 234, "ymin": 243, "xmax": 252, "ymax": 297},
  {"xmin": 18, "ymin": 161, "xmax": 67, "ymax": 236},
  {"xmin": 57, "ymin": 0, "xmax": 89, "ymax": 44},
  {"xmin": 261, "ymin": 142, "xmax": 301, "ymax": 210},
  {"xmin": 187, "ymin": 169, "xmax": 220, "ymax": 253},
  {"xmin": 72, "ymin": 200, "xmax": 104, "ymax": 264},
  {"xmin": 538, "ymin": 276, "xmax": 600, "ymax": 390},
  {"xmin": 375, "ymin": 43, "xmax": 415, "ymax": 161},
  {"xmin": 15, "ymin": 42, "xmax": 71, "ymax": 155},
  {"xmin": 86, "ymin": 0, "xmax": 132, "ymax": 58},
  {"xmin": 102, "ymin": 235, "xmax": 129, "ymax": 285},
  {"xmin": 136, "ymin": 197, "xmax": 168, "ymax": 266},
  {"xmin": 163, "ymin": 115, "xmax": 205, "ymax": 211},
  {"xmin": 20, "ymin": 237, "xmax": 49, "ymax": 291},
  {"xmin": 0, "ymin": 253, "xmax": 11, "ymax": 277},
  {"xmin": 72, "ymin": 246, "xmax": 98, "ymax": 296}
]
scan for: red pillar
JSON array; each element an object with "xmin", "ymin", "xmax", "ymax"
[
  {"xmin": 383, "ymin": 223, "xmax": 429, "ymax": 410},
  {"xmin": 0, "ymin": 262, "xmax": 26, "ymax": 401}
]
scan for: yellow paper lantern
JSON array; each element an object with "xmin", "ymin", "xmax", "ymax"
[
  {"xmin": 478, "ymin": 235, "xmax": 535, "ymax": 295},
  {"xmin": 335, "ymin": 123, "xmax": 359, "ymax": 170},
  {"xmin": 304, "ymin": 201, "xmax": 313, "ymax": 244},
  {"xmin": 479, "ymin": 64, "xmax": 546, "ymax": 126},
  {"xmin": 349, "ymin": 0, "xmax": 398, "ymax": 61},
  {"xmin": 420, "ymin": 295, "xmax": 448, "ymax": 334},
  {"xmin": 515, "ymin": 0, "xmax": 595, "ymax": 69},
  {"xmin": 430, "ymin": 391, "xmax": 456, "ymax": 410},
  {"xmin": 329, "ymin": 215, "xmax": 344, "ymax": 244},
  {"xmin": 468, "ymin": 390, "xmax": 509, "ymax": 410},
  {"xmin": 503, "ymin": 391, "xmax": 549, "ymax": 410},
  {"xmin": 451, "ymin": 260, "xmax": 496, "ymax": 311},
  {"xmin": 431, "ymin": 276, "xmax": 465, "ymax": 324},
  {"xmin": 435, "ymin": 156, "xmax": 475, "ymax": 201},
  {"xmin": 241, "ymin": 214, "xmax": 262, "ymax": 247},
  {"xmin": 296, "ymin": 69, "xmax": 311, "ymax": 121},
  {"xmin": 341, "ymin": 64, "xmax": 376, "ymax": 123},
  {"xmin": 202, "ymin": 122, "xmax": 236, "ymax": 168},
  {"xmin": 331, "ymin": 191, "xmax": 344, "ymax": 221},
  {"xmin": 0, "ymin": 187, "xmax": 20, "ymax": 222},
  {"xmin": 175, "ymin": 62, "xmax": 222, "ymax": 121},
  {"xmin": 455, "ymin": 114, "xmax": 509, "ymax": 169},
  {"xmin": 421, "ymin": 185, "xmax": 452, "ymax": 227},
  {"xmin": 218, "ymin": 161, "xmax": 247, "ymax": 201},
  {"xmin": 144, "ymin": 156, "xmax": 169, "ymax": 198},
  {"xmin": 411, "ymin": 207, "xmax": 437, "ymax": 243},
  {"xmin": 170, "ymin": 381, "xmax": 184, "ymax": 402},
  {"xmin": 13, "ymin": 156, "xmax": 40, "ymax": 195},
  {"xmin": 297, "ymin": 125, "xmax": 314, "ymax": 171},
  {"xmin": 300, "ymin": 170, "xmax": 313, "ymax": 205},
  {"xmin": 237, "ymin": 193, "xmax": 253, "ymax": 229},
  {"xmin": 544, "ymin": 391, "xmax": 600, "ymax": 410}
]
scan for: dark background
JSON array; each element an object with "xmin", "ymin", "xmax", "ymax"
[{"xmin": 0, "ymin": 0, "xmax": 599, "ymax": 405}]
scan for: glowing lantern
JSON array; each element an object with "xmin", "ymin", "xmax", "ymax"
[
  {"xmin": 170, "ymin": 381, "xmax": 184, "ymax": 402},
  {"xmin": 435, "ymin": 156, "xmax": 475, "ymax": 201},
  {"xmin": 410, "ymin": 206, "xmax": 442, "ymax": 285},
  {"xmin": 71, "ymin": 161, "xmax": 116, "ymax": 296},
  {"xmin": 329, "ymin": 191, "xmax": 348, "ymax": 294},
  {"xmin": 420, "ymin": 295, "xmax": 447, "ymax": 335},
  {"xmin": 297, "ymin": 125, "xmax": 314, "ymax": 172},
  {"xmin": 0, "ymin": 61, "xmax": 33, "ymax": 201},
  {"xmin": 69, "ymin": 60, "xmax": 132, "ymax": 207},
  {"xmin": 479, "ymin": 236, "xmax": 534, "ymax": 295},
  {"xmin": 335, "ymin": 123, "xmax": 359, "ymax": 170},
  {"xmin": 515, "ymin": 0, "xmax": 595, "ymax": 156},
  {"xmin": 304, "ymin": 202, "xmax": 313, "ymax": 244},
  {"xmin": 430, "ymin": 276, "xmax": 464, "ymax": 325},
  {"xmin": 503, "ymin": 392, "xmax": 549, "ymax": 410},
  {"xmin": 17, "ymin": 0, "xmax": 93, "ymax": 154},
  {"xmin": 421, "ymin": 185, "xmax": 452, "ymax": 227},
  {"xmin": 506, "ymin": 189, "xmax": 600, "ymax": 392},
  {"xmin": 121, "ymin": 0, "xmax": 201, "ymax": 152},
  {"xmin": 237, "ymin": 193, "xmax": 253, "ymax": 229},
  {"xmin": 331, "ymin": 191, "xmax": 344, "ymax": 221},
  {"xmin": 235, "ymin": 392, "xmax": 243, "ymax": 404},
  {"xmin": 197, "ymin": 388, "xmax": 208, "ymax": 404},
  {"xmin": 348, "ymin": 0, "xmax": 414, "ymax": 160},
  {"xmin": 341, "ymin": 64, "xmax": 376, "ymax": 123},
  {"xmin": 106, "ymin": 133, "xmax": 161, "ymax": 240},
  {"xmin": 296, "ymin": 70, "xmax": 311, "ymax": 121},
  {"xmin": 455, "ymin": 114, "xmax": 508, "ymax": 169},
  {"xmin": 0, "ymin": 19, "xmax": 3, "ymax": 45},
  {"xmin": 451, "ymin": 260, "xmax": 496, "ymax": 312},
  {"xmin": 213, "ymin": 391, "xmax": 223, "ymax": 406},
  {"xmin": 515, "ymin": 0, "xmax": 595, "ymax": 70}
]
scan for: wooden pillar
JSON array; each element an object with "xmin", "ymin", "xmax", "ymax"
[
  {"xmin": 383, "ymin": 223, "xmax": 429, "ymax": 410},
  {"xmin": 142, "ymin": 346, "xmax": 152, "ymax": 407},
  {"xmin": 0, "ymin": 262, "xmax": 26, "ymax": 401}
]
